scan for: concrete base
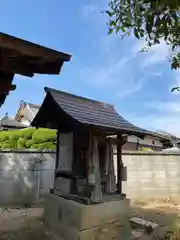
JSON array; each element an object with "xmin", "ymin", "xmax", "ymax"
[{"xmin": 44, "ymin": 194, "xmax": 132, "ymax": 240}]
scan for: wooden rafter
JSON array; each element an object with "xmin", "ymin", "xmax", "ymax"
[{"xmin": 0, "ymin": 32, "xmax": 71, "ymax": 106}]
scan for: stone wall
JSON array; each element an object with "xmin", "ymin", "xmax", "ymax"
[
  {"xmin": 1, "ymin": 150, "xmax": 180, "ymax": 205},
  {"xmin": 0, "ymin": 150, "xmax": 55, "ymax": 205},
  {"xmin": 114, "ymin": 151, "xmax": 180, "ymax": 201}
]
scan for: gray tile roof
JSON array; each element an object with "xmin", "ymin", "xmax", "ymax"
[
  {"xmin": 41, "ymin": 87, "xmax": 151, "ymax": 135},
  {"xmin": 1, "ymin": 116, "xmax": 25, "ymax": 128}
]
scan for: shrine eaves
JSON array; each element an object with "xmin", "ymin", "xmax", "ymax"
[{"xmin": 0, "ymin": 32, "xmax": 71, "ymax": 106}]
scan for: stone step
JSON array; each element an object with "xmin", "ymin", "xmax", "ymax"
[{"xmin": 130, "ymin": 217, "xmax": 158, "ymax": 230}]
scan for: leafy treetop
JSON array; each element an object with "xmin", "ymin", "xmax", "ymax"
[{"xmin": 106, "ymin": 0, "xmax": 180, "ymax": 81}]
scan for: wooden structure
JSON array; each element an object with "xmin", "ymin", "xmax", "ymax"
[
  {"xmin": 32, "ymin": 87, "xmax": 150, "ymax": 204},
  {"xmin": 0, "ymin": 32, "xmax": 71, "ymax": 106}
]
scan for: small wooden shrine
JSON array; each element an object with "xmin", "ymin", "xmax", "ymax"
[
  {"xmin": 0, "ymin": 32, "xmax": 71, "ymax": 106},
  {"xmin": 32, "ymin": 87, "xmax": 150, "ymax": 239},
  {"xmin": 32, "ymin": 87, "xmax": 148, "ymax": 204}
]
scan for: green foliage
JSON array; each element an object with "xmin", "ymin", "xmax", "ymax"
[
  {"xmin": 2, "ymin": 140, "xmax": 16, "ymax": 149},
  {"xmin": 0, "ymin": 131, "xmax": 8, "ymax": 141},
  {"xmin": 171, "ymin": 86, "xmax": 180, "ymax": 92},
  {"xmin": 30, "ymin": 142, "xmax": 56, "ymax": 150},
  {"xmin": 17, "ymin": 137, "xmax": 26, "ymax": 149},
  {"xmin": 8, "ymin": 130, "xmax": 21, "ymax": 141},
  {"xmin": 0, "ymin": 128, "xmax": 57, "ymax": 150},
  {"xmin": 32, "ymin": 128, "xmax": 56, "ymax": 144},
  {"xmin": 106, "ymin": 0, "xmax": 180, "ymax": 69},
  {"xmin": 19, "ymin": 127, "xmax": 36, "ymax": 139},
  {"xmin": 25, "ymin": 139, "xmax": 34, "ymax": 148}
]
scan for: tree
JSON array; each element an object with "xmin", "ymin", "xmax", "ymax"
[{"xmin": 106, "ymin": 0, "xmax": 180, "ymax": 90}]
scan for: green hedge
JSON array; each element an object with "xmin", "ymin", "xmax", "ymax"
[
  {"xmin": 0, "ymin": 128, "xmax": 57, "ymax": 150},
  {"xmin": 32, "ymin": 128, "xmax": 56, "ymax": 143}
]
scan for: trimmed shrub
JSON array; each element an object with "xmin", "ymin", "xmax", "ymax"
[
  {"xmin": 2, "ymin": 140, "xmax": 16, "ymax": 149},
  {"xmin": 17, "ymin": 137, "xmax": 26, "ymax": 149},
  {"xmin": 19, "ymin": 127, "xmax": 36, "ymax": 139},
  {"xmin": 25, "ymin": 139, "xmax": 34, "ymax": 148},
  {"xmin": 32, "ymin": 128, "xmax": 56, "ymax": 143},
  {"xmin": 30, "ymin": 141, "xmax": 56, "ymax": 150},
  {"xmin": 0, "ymin": 128, "xmax": 57, "ymax": 150},
  {"xmin": 8, "ymin": 130, "xmax": 21, "ymax": 141},
  {"xmin": 0, "ymin": 131, "xmax": 8, "ymax": 141}
]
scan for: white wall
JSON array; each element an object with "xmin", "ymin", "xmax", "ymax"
[{"xmin": 127, "ymin": 135, "xmax": 163, "ymax": 147}]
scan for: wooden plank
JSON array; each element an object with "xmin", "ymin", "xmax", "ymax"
[
  {"xmin": 0, "ymin": 71, "xmax": 15, "ymax": 92},
  {"xmin": 32, "ymin": 61, "xmax": 63, "ymax": 74},
  {"xmin": 116, "ymin": 133, "xmax": 124, "ymax": 193},
  {"xmin": 0, "ymin": 32, "xmax": 71, "ymax": 61},
  {"xmin": 54, "ymin": 189, "xmax": 91, "ymax": 205},
  {"xmin": 0, "ymin": 56, "xmax": 34, "ymax": 77},
  {"xmin": 88, "ymin": 132, "xmax": 102, "ymax": 202},
  {"xmin": 0, "ymin": 84, "xmax": 16, "ymax": 94},
  {"xmin": 54, "ymin": 129, "xmax": 60, "ymax": 188}
]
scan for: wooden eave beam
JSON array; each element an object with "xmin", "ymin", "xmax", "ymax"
[
  {"xmin": 0, "ymin": 32, "xmax": 71, "ymax": 61},
  {"xmin": 116, "ymin": 133, "xmax": 124, "ymax": 194},
  {"xmin": 0, "ymin": 55, "xmax": 64, "ymax": 77},
  {"xmin": 0, "ymin": 84, "xmax": 16, "ymax": 94},
  {"xmin": 0, "ymin": 71, "xmax": 16, "ymax": 94},
  {"xmin": 0, "ymin": 56, "xmax": 34, "ymax": 77},
  {"xmin": 32, "ymin": 60, "xmax": 63, "ymax": 75}
]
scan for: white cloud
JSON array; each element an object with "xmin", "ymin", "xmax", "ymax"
[
  {"xmin": 132, "ymin": 38, "xmax": 170, "ymax": 67},
  {"xmin": 80, "ymin": 55, "xmax": 144, "ymax": 98},
  {"xmin": 150, "ymin": 101, "xmax": 180, "ymax": 114},
  {"xmin": 129, "ymin": 98, "xmax": 180, "ymax": 137},
  {"xmin": 153, "ymin": 72, "xmax": 162, "ymax": 77},
  {"xmin": 82, "ymin": 4, "xmax": 99, "ymax": 18},
  {"xmin": 132, "ymin": 38, "xmax": 146, "ymax": 53},
  {"xmin": 131, "ymin": 113, "xmax": 180, "ymax": 137},
  {"xmin": 117, "ymin": 78, "xmax": 144, "ymax": 98},
  {"xmin": 143, "ymin": 41, "xmax": 170, "ymax": 67}
]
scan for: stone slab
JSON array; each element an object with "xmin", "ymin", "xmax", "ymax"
[{"xmin": 44, "ymin": 194, "xmax": 132, "ymax": 240}]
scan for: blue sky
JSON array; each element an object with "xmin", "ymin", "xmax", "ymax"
[{"xmin": 1, "ymin": 0, "xmax": 180, "ymax": 136}]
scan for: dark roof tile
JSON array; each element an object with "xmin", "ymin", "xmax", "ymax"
[{"xmin": 44, "ymin": 87, "xmax": 149, "ymax": 135}]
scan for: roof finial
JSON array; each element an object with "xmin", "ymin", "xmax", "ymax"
[{"xmin": 5, "ymin": 112, "xmax": 8, "ymax": 117}]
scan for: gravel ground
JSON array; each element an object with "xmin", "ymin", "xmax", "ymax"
[
  {"xmin": 131, "ymin": 201, "xmax": 180, "ymax": 227},
  {"xmin": 1, "ymin": 202, "xmax": 180, "ymax": 239},
  {"xmin": 0, "ymin": 208, "xmax": 43, "ymax": 232}
]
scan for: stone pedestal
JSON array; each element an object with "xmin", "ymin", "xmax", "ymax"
[{"xmin": 44, "ymin": 194, "xmax": 132, "ymax": 240}]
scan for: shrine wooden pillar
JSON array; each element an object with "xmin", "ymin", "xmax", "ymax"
[
  {"xmin": 87, "ymin": 132, "xmax": 102, "ymax": 202},
  {"xmin": 116, "ymin": 133, "xmax": 124, "ymax": 194},
  {"xmin": 54, "ymin": 128, "xmax": 60, "ymax": 188}
]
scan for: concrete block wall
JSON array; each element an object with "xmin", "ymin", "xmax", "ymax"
[
  {"xmin": 1, "ymin": 150, "xmax": 180, "ymax": 205},
  {"xmin": 114, "ymin": 152, "xmax": 180, "ymax": 201},
  {"xmin": 0, "ymin": 150, "xmax": 55, "ymax": 205}
]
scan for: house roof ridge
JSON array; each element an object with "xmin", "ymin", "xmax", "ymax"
[{"xmin": 21, "ymin": 101, "xmax": 41, "ymax": 108}]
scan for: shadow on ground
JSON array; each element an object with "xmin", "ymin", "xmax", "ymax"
[{"xmin": 132, "ymin": 202, "xmax": 180, "ymax": 227}]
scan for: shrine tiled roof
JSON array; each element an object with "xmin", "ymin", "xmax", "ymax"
[{"xmin": 32, "ymin": 87, "xmax": 157, "ymax": 137}]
